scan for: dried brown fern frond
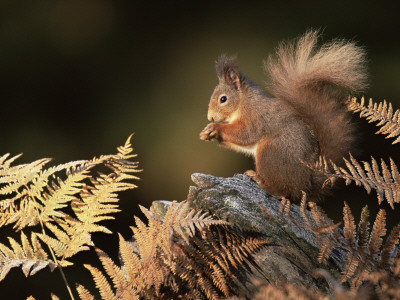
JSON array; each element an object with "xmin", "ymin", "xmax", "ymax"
[
  {"xmin": 380, "ymin": 224, "xmax": 400, "ymax": 270},
  {"xmin": 1, "ymin": 134, "xmax": 139, "ymax": 230},
  {"xmin": 0, "ymin": 231, "xmax": 58, "ymax": 281},
  {"xmin": 0, "ymin": 156, "xmax": 91, "ymax": 224},
  {"xmin": 313, "ymin": 154, "xmax": 400, "ymax": 208},
  {"xmin": 0, "ymin": 135, "xmax": 140, "ymax": 283},
  {"xmin": 232, "ymin": 280, "xmax": 329, "ymax": 300},
  {"xmin": 312, "ymin": 269, "xmax": 378, "ymax": 300},
  {"xmin": 301, "ymin": 199, "xmax": 400, "ymax": 287},
  {"xmin": 37, "ymin": 135, "xmax": 140, "ymax": 263},
  {"xmin": 72, "ymin": 134, "xmax": 141, "ymax": 230},
  {"xmin": 340, "ymin": 206, "xmax": 386, "ymax": 286},
  {"xmin": 0, "ymin": 159, "xmax": 91, "ymax": 229},
  {"xmin": 357, "ymin": 205, "xmax": 370, "ymax": 249},
  {"xmin": 347, "ymin": 97, "xmax": 400, "ymax": 144},
  {"xmin": 84, "ymin": 245, "xmax": 140, "ymax": 300},
  {"xmin": 246, "ymin": 265, "xmax": 399, "ymax": 300},
  {"xmin": 352, "ymin": 255, "xmax": 400, "ymax": 299},
  {"xmin": 50, "ymin": 294, "xmax": 60, "ymax": 300},
  {"xmin": 298, "ymin": 195, "xmax": 341, "ymax": 235},
  {"xmin": 152, "ymin": 205, "xmax": 269, "ymax": 299},
  {"xmin": 279, "ymin": 197, "xmax": 295, "ymax": 223},
  {"xmin": 343, "ymin": 202, "xmax": 356, "ymax": 247},
  {"xmin": 76, "ymin": 284, "xmax": 95, "ymax": 300},
  {"xmin": 296, "ymin": 198, "xmax": 341, "ymax": 264},
  {"xmin": 368, "ymin": 209, "xmax": 387, "ymax": 257},
  {"xmin": 79, "ymin": 200, "xmax": 270, "ymax": 299},
  {"xmin": 0, "ymin": 154, "xmax": 52, "ymax": 197}
]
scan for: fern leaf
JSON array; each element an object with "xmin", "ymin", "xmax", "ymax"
[
  {"xmin": 203, "ymin": 230, "xmax": 231, "ymax": 274},
  {"xmin": 27, "ymin": 160, "xmax": 92, "ymax": 201},
  {"xmin": 12, "ymin": 198, "xmax": 40, "ymax": 231},
  {"xmin": 380, "ymin": 224, "xmax": 400, "ymax": 269},
  {"xmin": 37, "ymin": 233, "xmax": 69, "ymax": 259},
  {"xmin": 279, "ymin": 197, "xmax": 290, "ymax": 216},
  {"xmin": 340, "ymin": 252, "xmax": 360, "ymax": 283},
  {"xmin": 83, "ymin": 245, "xmax": 141, "ymax": 300},
  {"xmin": 320, "ymin": 154, "xmax": 400, "ymax": 208},
  {"xmin": 50, "ymin": 293, "xmax": 60, "ymax": 300},
  {"xmin": 1, "ymin": 135, "xmax": 142, "ymax": 294},
  {"xmin": 172, "ymin": 242, "xmax": 221, "ymax": 298},
  {"xmin": 76, "ymin": 284, "xmax": 95, "ymax": 300},
  {"xmin": 197, "ymin": 276, "xmax": 220, "ymax": 300},
  {"xmin": 381, "ymin": 159, "xmax": 395, "ymax": 207},
  {"xmin": 38, "ymin": 170, "xmax": 90, "ymax": 223},
  {"xmin": 95, "ymin": 248, "xmax": 128, "ymax": 295},
  {"xmin": 357, "ymin": 206, "xmax": 370, "ymax": 249},
  {"xmin": 390, "ymin": 157, "xmax": 400, "ymax": 190},
  {"xmin": 180, "ymin": 207, "xmax": 229, "ymax": 237},
  {"xmin": 343, "ymin": 202, "xmax": 356, "ymax": 247},
  {"xmin": 130, "ymin": 218, "xmax": 156, "ymax": 265},
  {"xmin": 368, "ymin": 209, "xmax": 386, "ymax": 255},
  {"xmin": 309, "ymin": 202, "xmax": 333, "ymax": 229},
  {"xmin": 117, "ymin": 233, "xmax": 141, "ymax": 282},
  {"xmin": 8, "ymin": 234, "xmax": 25, "ymax": 259},
  {"xmin": 153, "ymin": 201, "xmax": 230, "ymax": 247},
  {"xmin": 1, "ymin": 134, "xmax": 140, "ymax": 235},
  {"xmin": 75, "ymin": 173, "xmax": 126, "ymax": 229},
  {"xmin": 20, "ymin": 231, "xmax": 35, "ymax": 276},
  {"xmin": 350, "ymin": 154, "xmax": 371, "ymax": 191},
  {"xmin": 163, "ymin": 256, "xmax": 196, "ymax": 286},
  {"xmin": 0, "ymin": 156, "xmax": 23, "ymax": 179},
  {"xmin": 300, "ymin": 192, "xmax": 312, "ymax": 229},
  {"xmin": 38, "ymin": 219, "xmax": 95, "ymax": 260},
  {"xmin": 82, "ymin": 199, "xmax": 268, "ymax": 299},
  {"xmin": 371, "ymin": 157, "xmax": 386, "ymax": 204},
  {"xmin": 344, "ymin": 156, "xmax": 367, "ymax": 188},
  {"xmin": 116, "ymin": 133, "xmax": 139, "ymax": 161},
  {"xmin": 0, "ymin": 160, "xmax": 92, "ymax": 231},
  {"xmin": 0, "ymin": 231, "xmax": 56, "ymax": 281},
  {"xmin": 347, "ymin": 97, "xmax": 400, "ymax": 144},
  {"xmin": 209, "ymin": 261, "xmax": 230, "ymax": 297},
  {"xmin": 84, "ymin": 264, "xmax": 116, "ymax": 300},
  {"xmin": 0, "ymin": 157, "xmax": 51, "ymax": 196},
  {"xmin": 317, "ymin": 238, "xmax": 333, "ymax": 264}
]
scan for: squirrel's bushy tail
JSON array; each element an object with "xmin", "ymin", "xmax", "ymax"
[{"xmin": 265, "ymin": 30, "xmax": 367, "ymax": 163}]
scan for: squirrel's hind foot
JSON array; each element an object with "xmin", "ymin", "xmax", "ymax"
[{"xmin": 244, "ymin": 170, "xmax": 285, "ymax": 199}]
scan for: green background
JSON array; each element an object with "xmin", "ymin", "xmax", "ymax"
[{"xmin": 1, "ymin": 0, "xmax": 400, "ymax": 298}]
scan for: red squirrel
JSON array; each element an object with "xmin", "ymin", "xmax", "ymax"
[{"xmin": 199, "ymin": 30, "xmax": 367, "ymax": 200}]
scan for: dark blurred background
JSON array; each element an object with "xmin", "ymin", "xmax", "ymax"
[{"xmin": 1, "ymin": 0, "xmax": 400, "ymax": 298}]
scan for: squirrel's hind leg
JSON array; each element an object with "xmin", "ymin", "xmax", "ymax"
[{"xmin": 254, "ymin": 138, "xmax": 315, "ymax": 201}]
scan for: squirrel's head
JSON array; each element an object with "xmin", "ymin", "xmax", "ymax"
[{"xmin": 207, "ymin": 55, "xmax": 248, "ymax": 123}]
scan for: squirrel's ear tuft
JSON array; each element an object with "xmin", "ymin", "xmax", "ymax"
[{"xmin": 216, "ymin": 54, "xmax": 243, "ymax": 91}]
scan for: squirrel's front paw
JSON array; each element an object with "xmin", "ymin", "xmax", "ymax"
[{"xmin": 200, "ymin": 123, "xmax": 218, "ymax": 141}]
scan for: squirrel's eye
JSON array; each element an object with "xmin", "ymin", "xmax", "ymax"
[{"xmin": 219, "ymin": 95, "xmax": 227, "ymax": 103}]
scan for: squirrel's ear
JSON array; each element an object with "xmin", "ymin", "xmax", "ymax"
[{"xmin": 216, "ymin": 55, "xmax": 243, "ymax": 91}]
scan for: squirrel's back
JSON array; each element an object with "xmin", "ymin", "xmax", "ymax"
[{"xmin": 265, "ymin": 30, "xmax": 367, "ymax": 163}]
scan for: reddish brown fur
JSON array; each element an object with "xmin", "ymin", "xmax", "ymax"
[{"xmin": 200, "ymin": 30, "xmax": 367, "ymax": 201}]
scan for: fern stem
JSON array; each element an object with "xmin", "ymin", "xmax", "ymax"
[
  {"xmin": 54, "ymin": 263, "xmax": 75, "ymax": 300},
  {"xmin": 35, "ymin": 206, "xmax": 75, "ymax": 300}
]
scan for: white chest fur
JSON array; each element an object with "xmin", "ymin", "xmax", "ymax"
[{"xmin": 226, "ymin": 143, "xmax": 258, "ymax": 157}]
